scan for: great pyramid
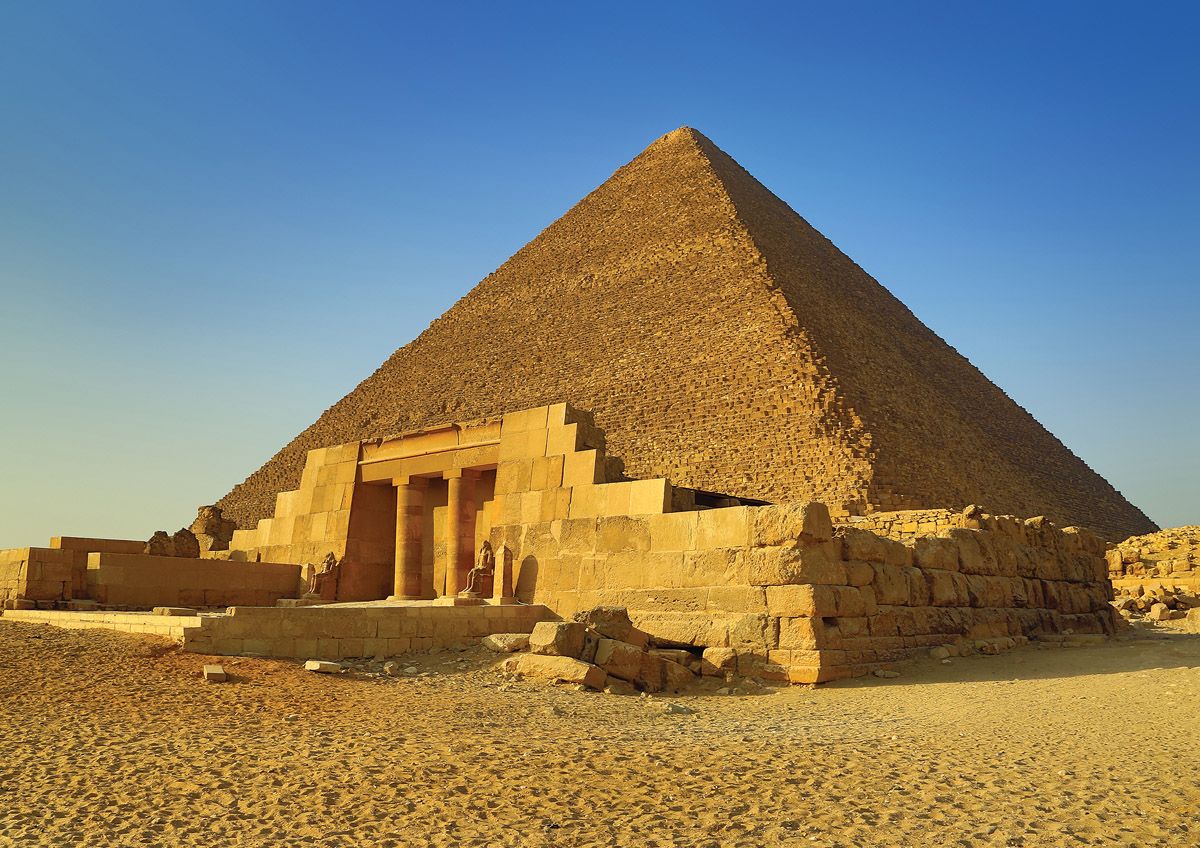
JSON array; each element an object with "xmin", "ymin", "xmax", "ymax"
[{"xmin": 217, "ymin": 127, "xmax": 1156, "ymax": 540}]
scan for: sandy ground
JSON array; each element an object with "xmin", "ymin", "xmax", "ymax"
[{"xmin": 0, "ymin": 621, "xmax": 1197, "ymax": 848}]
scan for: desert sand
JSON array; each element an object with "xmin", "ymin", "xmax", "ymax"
[{"xmin": 0, "ymin": 621, "xmax": 1197, "ymax": 848}]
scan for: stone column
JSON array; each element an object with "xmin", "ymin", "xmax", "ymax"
[
  {"xmin": 390, "ymin": 476, "xmax": 429, "ymax": 600},
  {"xmin": 444, "ymin": 469, "xmax": 478, "ymax": 596}
]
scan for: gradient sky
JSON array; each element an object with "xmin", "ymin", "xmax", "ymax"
[{"xmin": 1, "ymin": 1, "xmax": 1197, "ymax": 549}]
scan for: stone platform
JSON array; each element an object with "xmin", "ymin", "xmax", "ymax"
[{"xmin": 0, "ymin": 601, "xmax": 554, "ymax": 661}]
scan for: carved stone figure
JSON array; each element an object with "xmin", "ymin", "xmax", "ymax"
[
  {"xmin": 306, "ymin": 552, "xmax": 340, "ymax": 601},
  {"xmin": 459, "ymin": 541, "xmax": 495, "ymax": 598}
]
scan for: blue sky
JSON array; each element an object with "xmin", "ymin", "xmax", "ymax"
[{"xmin": 0, "ymin": 1, "xmax": 1196, "ymax": 548}]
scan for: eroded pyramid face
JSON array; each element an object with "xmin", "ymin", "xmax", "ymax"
[{"xmin": 217, "ymin": 128, "xmax": 1155, "ymax": 541}]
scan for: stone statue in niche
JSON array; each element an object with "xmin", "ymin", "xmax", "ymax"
[
  {"xmin": 459, "ymin": 541, "xmax": 495, "ymax": 598},
  {"xmin": 306, "ymin": 552, "xmax": 341, "ymax": 601}
]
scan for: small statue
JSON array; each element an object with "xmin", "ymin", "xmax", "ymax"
[
  {"xmin": 459, "ymin": 541, "xmax": 495, "ymax": 598},
  {"xmin": 306, "ymin": 552, "xmax": 341, "ymax": 600}
]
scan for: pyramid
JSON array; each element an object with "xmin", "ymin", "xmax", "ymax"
[{"xmin": 217, "ymin": 127, "xmax": 1156, "ymax": 541}]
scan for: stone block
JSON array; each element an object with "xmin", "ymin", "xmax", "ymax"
[
  {"xmin": 750, "ymin": 502, "xmax": 833, "ymax": 547},
  {"xmin": 304, "ymin": 660, "xmax": 341, "ymax": 673},
  {"xmin": 482, "ymin": 633, "xmax": 530, "ymax": 653},
  {"xmin": 845, "ymin": 561, "xmax": 875, "ymax": 587},
  {"xmin": 648, "ymin": 512, "xmax": 698, "ymax": 553},
  {"xmin": 695, "ymin": 507, "xmax": 750, "ymax": 550},
  {"xmin": 202, "ymin": 664, "xmax": 227, "ymax": 683},
  {"xmin": 501, "ymin": 654, "xmax": 606, "ymax": 690},
  {"xmin": 529, "ymin": 621, "xmax": 587, "ymax": 657},
  {"xmin": 913, "ymin": 536, "xmax": 959, "ymax": 571},
  {"xmin": 743, "ymin": 543, "xmax": 846, "ymax": 586},
  {"xmin": 596, "ymin": 516, "xmax": 651, "ymax": 553},
  {"xmin": 639, "ymin": 653, "xmax": 695, "ymax": 693},
  {"xmin": 594, "ymin": 637, "xmax": 645, "ymax": 682},
  {"xmin": 700, "ymin": 646, "xmax": 738, "ymax": 676},
  {"xmin": 573, "ymin": 606, "xmax": 649, "ymax": 648}
]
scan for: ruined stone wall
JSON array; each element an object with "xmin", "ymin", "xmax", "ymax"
[
  {"xmin": 1108, "ymin": 525, "xmax": 1200, "ymax": 593},
  {"xmin": 493, "ymin": 502, "xmax": 1114, "ymax": 683},
  {"xmin": 179, "ymin": 604, "xmax": 553, "ymax": 660},
  {"xmin": 85, "ymin": 553, "xmax": 301, "ymax": 608},
  {"xmin": 839, "ymin": 509, "xmax": 962, "ymax": 540}
]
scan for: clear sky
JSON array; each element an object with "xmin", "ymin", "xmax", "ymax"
[{"xmin": 1, "ymin": 1, "xmax": 1196, "ymax": 549}]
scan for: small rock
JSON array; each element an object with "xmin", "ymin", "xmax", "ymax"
[
  {"xmin": 284, "ymin": 714, "xmax": 300, "ymax": 723},
  {"xmin": 929, "ymin": 646, "xmax": 951, "ymax": 661},
  {"xmin": 604, "ymin": 679, "xmax": 637, "ymax": 696},
  {"xmin": 304, "ymin": 660, "xmax": 341, "ymax": 674},
  {"xmin": 404, "ymin": 666, "xmax": 419, "ymax": 674},
  {"xmin": 664, "ymin": 702, "xmax": 694, "ymax": 715},
  {"xmin": 872, "ymin": 669, "xmax": 901, "ymax": 679},
  {"xmin": 383, "ymin": 661, "xmax": 401, "ymax": 677}
]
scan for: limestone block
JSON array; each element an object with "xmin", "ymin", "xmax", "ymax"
[
  {"xmin": 751, "ymin": 502, "xmax": 833, "ymax": 547},
  {"xmin": 573, "ymin": 606, "xmax": 649, "ymax": 648},
  {"xmin": 639, "ymin": 653, "xmax": 694, "ymax": 693},
  {"xmin": 776, "ymin": 616, "xmax": 828, "ymax": 650},
  {"xmin": 596, "ymin": 516, "xmax": 651, "ymax": 553},
  {"xmin": 727, "ymin": 613, "xmax": 771, "ymax": 649},
  {"xmin": 628, "ymin": 479, "xmax": 671, "ymax": 515},
  {"xmin": 705, "ymin": 585, "xmax": 767, "ymax": 614},
  {"xmin": 841, "ymin": 527, "xmax": 888, "ymax": 563},
  {"xmin": 202, "ymin": 665, "xmax": 227, "ymax": 683},
  {"xmin": 700, "ymin": 646, "xmax": 738, "ymax": 676},
  {"xmin": 695, "ymin": 507, "xmax": 750, "ymax": 550},
  {"xmin": 913, "ymin": 536, "xmax": 959, "ymax": 572},
  {"xmin": 482, "ymin": 633, "xmax": 530, "ymax": 653},
  {"xmin": 765, "ymin": 584, "xmax": 827, "ymax": 617},
  {"xmin": 563, "ymin": 450, "xmax": 603, "ymax": 488},
  {"xmin": 742, "ymin": 544, "xmax": 847, "ymax": 586},
  {"xmin": 304, "ymin": 660, "xmax": 340, "ymax": 673},
  {"xmin": 529, "ymin": 621, "xmax": 587, "ymax": 657},
  {"xmin": 845, "ymin": 561, "xmax": 875, "ymax": 587},
  {"xmin": 594, "ymin": 637, "xmax": 644, "ymax": 682},
  {"xmin": 501, "ymin": 654, "xmax": 606, "ymax": 690},
  {"xmin": 553, "ymin": 518, "xmax": 599, "ymax": 555},
  {"xmin": 546, "ymin": 422, "xmax": 581, "ymax": 455},
  {"xmin": 648, "ymin": 512, "xmax": 698, "ymax": 553},
  {"xmin": 871, "ymin": 563, "xmax": 910, "ymax": 605},
  {"xmin": 926, "ymin": 570, "xmax": 961, "ymax": 606}
]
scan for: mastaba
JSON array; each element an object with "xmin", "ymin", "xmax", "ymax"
[{"xmin": 218, "ymin": 127, "xmax": 1155, "ymax": 540}]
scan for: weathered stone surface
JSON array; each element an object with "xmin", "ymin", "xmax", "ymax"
[
  {"xmin": 529, "ymin": 621, "xmax": 587, "ymax": 657},
  {"xmin": 594, "ymin": 638, "xmax": 644, "ymax": 683},
  {"xmin": 202, "ymin": 664, "xmax": 226, "ymax": 682},
  {"xmin": 502, "ymin": 654, "xmax": 607, "ymax": 690},
  {"xmin": 573, "ymin": 607, "xmax": 648, "ymax": 649},
  {"xmin": 304, "ymin": 660, "xmax": 341, "ymax": 673},
  {"xmin": 752, "ymin": 502, "xmax": 833, "ymax": 546},
  {"xmin": 191, "ymin": 505, "xmax": 237, "ymax": 553},
  {"xmin": 700, "ymin": 647, "xmax": 738, "ymax": 676},
  {"xmin": 171, "ymin": 529, "xmax": 200, "ymax": 559},
  {"xmin": 639, "ymin": 653, "xmax": 694, "ymax": 693},
  {"xmin": 154, "ymin": 607, "xmax": 196, "ymax": 617},
  {"xmin": 481, "ymin": 633, "xmax": 530, "ymax": 653}
]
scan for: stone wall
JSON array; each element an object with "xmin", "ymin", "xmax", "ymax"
[
  {"xmin": 179, "ymin": 604, "xmax": 553, "ymax": 660},
  {"xmin": 85, "ymin": 553, "xmax": 301, "ymax": 608},
  {"xmin": 491, "ymin": 502, "xmax": 1114, "ymax": 683},
  {"xmin": 1, "ymin": 609, "xmax": 202, "ymax": 640},
  {"xmin": 839, "ymin": 509, "xmax": 962, "ymax": 541},
  {"xmin": 1108, "ymin": 526, "xmax": 1199, "ymax": 593}
]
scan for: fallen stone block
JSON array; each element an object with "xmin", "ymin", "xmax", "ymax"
[
  {"xmin": 700, "ymin": 647, "xmax": 738, "ymax": 677},
  {"xmin": 529, "ymin": 621, "xmax": 587, "ymax": 657},
  {"xmin": 573, "ymin": 607, "xmax": 648, "ymax": 649},
  {"xmin": 202, "ymin": 664, "xmax": 227, "ymax": 683},
  {"xmin": 639, "ymin": 653, "xmax": 695, "ymax": 693},
  {"xmin": 649, "ymin": 648, "xmax": 696, "ymax": 668},
  {"xmin": 1147, "ymin": 602, "xmax": 1171, "ymax": 622},
  {"xmin": 595, "ymin": 638, "xmax": 645, "ymax": 683},
  {"xmin": 482, "ymin": 633, "xmax": 530, "ymax": 653},
  {"xmin": 304, "ymin": 660, "xmax": 341, "ymax": 674},
  {"xmin": 501, "ymin": 654, "xmax": 607, "ymax": 690}
]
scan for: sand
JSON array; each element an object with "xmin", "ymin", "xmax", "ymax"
[{"xmin": 0, "ymin": 621, "xmax": 1197, "ymax": 848}]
